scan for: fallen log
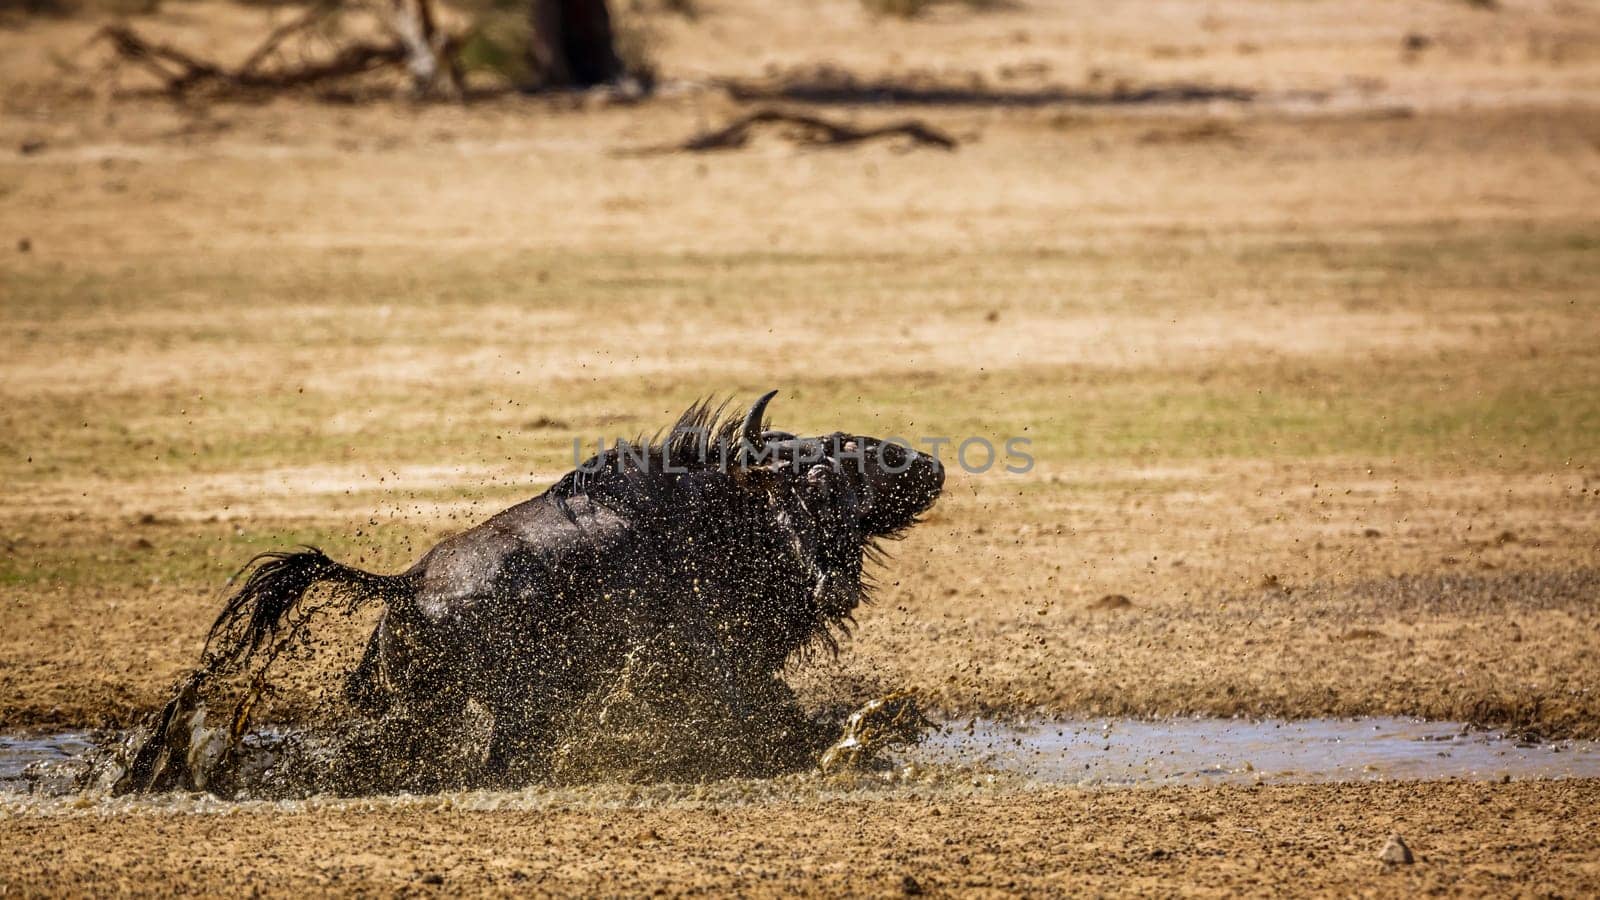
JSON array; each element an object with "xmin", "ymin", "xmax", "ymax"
[{"xmin": 624, "ymin": 107, "xmax": 959, "ymax": 155}]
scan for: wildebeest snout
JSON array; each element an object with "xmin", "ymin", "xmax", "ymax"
[{"xmin": 854, "ymin": 438, "xmax": 943, "ymax": 536}]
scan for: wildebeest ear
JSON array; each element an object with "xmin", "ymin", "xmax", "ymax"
[{"xmin": 730, "ymin": 460, "xmax": 780, "ymax": 492}]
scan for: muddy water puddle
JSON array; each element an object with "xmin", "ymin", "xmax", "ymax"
[
  {"xmin": 3, "ymin": 718, "xmax": 1597, "ymax": 810},
  {"xmin": 0, "ymin": 732, "xmax": 94, "ymax": 792}
]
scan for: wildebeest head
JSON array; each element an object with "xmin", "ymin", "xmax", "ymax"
[
  {"xmin": 561, "ymin": 390, "xmax": 944, "ymax": 650},
  {"xmin": 739, "ymin": 390, "xmax": 944, "ymax": 540},
  {"xmin": 726, "ymin": 390, "xmax": 945, "ymax": 638}
]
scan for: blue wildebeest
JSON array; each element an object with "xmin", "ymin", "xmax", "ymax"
[{"xmin": 116, "ymin": 391, "xmax": 943, "ymax": 794}]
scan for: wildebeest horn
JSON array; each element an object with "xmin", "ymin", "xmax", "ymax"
[{"xmin": 741, "ymin": 390, "xmax": 779, "ymax": 462}]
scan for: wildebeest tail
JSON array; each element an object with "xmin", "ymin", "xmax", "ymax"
[{"xmin": 204, "ymin": 546, "xmax": 416, "ymax": 669}]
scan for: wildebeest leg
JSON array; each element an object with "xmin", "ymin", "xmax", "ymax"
[
  {"xmin": 484, "ymin": 696, "xmax": 557, "ymax": 786},
  {"xmin": 739, "ymin": 672, "xmax": 836, "ymax": 774},
  {"xmin": 324, "ymin": 682, "xmax": 470, "ymax": 794},
  {"xmin": 345, "ymin": 614, "xmax": 397, "ymax": 716},
  {"xmin": 336, "ymin": 607, "xmax": 487, "ymax": 792}
]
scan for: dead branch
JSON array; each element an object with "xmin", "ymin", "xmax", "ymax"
[
  {"xmin": 624, "ymin": 108, "xmax": 959, "ymax": 155},
  {"xmin": 94, "ymin": 24, "xmax": 230, "ymax": 93},
  {"xmin": 252, "ymin": 40, "xmax": 409, "ymax": 88},
  {"xmin": 91, "ymin": 0, "xmax": 455, "ymax": 99},
  {"xmin": 237, "ymin": 3, "xmax": 337, "ymax": 77}
]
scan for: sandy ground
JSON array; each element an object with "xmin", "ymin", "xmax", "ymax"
[
  {"xmin": 3, "ymin": 0, "xmax": 1600, "ymax": 893},
  {"xmin": 4, "ymin": 780, "xmax": 1600, "ymax": 895}
]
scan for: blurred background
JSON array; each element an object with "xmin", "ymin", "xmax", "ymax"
[{"xmin": 2, "ymin": 0, "xmax": 1598, "ymax": 744}]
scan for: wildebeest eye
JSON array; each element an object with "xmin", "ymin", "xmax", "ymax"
[{"xmin": 804, "ymin": 463, "xmax": 846, "ymax": 503}]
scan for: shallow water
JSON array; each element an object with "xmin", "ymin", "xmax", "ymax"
[
  {"xmin": 0, "ymin": 732, "xmax": 95, "ymax": 795},
  {"xmin": 3, "ymin": 718, "xmax": 1597, "ymax": 810}
]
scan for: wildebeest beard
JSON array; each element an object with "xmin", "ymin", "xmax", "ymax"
[{"xmin": 106, "ymin": 391, "xmax": 944, "ymax": 796}]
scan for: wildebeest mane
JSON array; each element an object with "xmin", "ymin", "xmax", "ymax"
[{"xmin": 549, "ymin": 397, "xmax": 745, "ymax": 506}]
